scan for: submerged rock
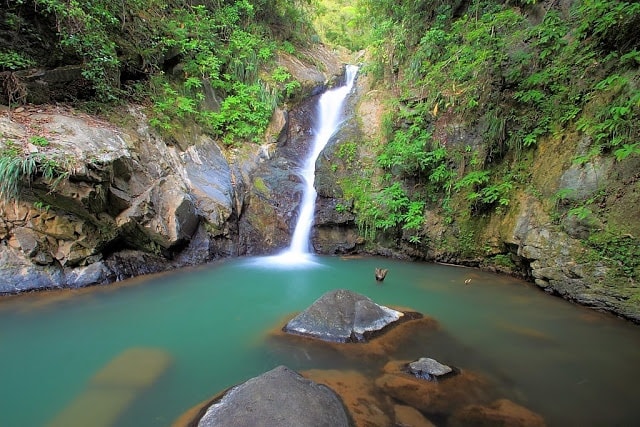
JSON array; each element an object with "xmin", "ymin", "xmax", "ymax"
[
  {"xmin": 449, "ymin": 398, "xmax": 547, "ymax": 427},
  {"xmin": 283, "ymin": 289, "xmax": 409, "ymax": 343},
  {"xmin": 375, "ymin": 360, "xmax": 492, "ymax": 416},
  {"xmin": 197, "ymin": 366, "xmax": 350, "ymax": 427},
  {"xmin": 49, "ymin": 347, "xmax": 172, "ymax": 427}
]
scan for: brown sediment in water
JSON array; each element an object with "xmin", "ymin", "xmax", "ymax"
[
  {"xmin": 0, "ymin": 271, "xmax": 169, "ymax": 313},
  {"xmin": 394, "ymin": 404, "xmax": 437, "ymax": 427},
  {"xmin": 48, "ymin": 347, "xmax": 173, "ymax": 427},
  {"xmin": 301, "ymin": 369, "xmax": 393, "ymax": 427},
  {"xmin": 375, "ymin": 359, "xmax": 495, "ymax": 416},
  {"xmin": 449, "ymin": 398, "xmax": 547, "ymax": 427},
  {"xmin": 493, "ymin": 321, "xmax": 556, "ymax": 343},
  {"xmin": 171, "ymin": 388, "xmax": 230, "ymax": 427},
  {"xmin": 577, "ymin": 308, "xmax": 616, "ymax": 323}
]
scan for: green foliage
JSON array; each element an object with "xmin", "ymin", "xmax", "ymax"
[
  {"xmin": 454, "ymin": 170, "xmax": 490, "ymax": 192},
  {"xmin": 574, "ymin": 75, "xmax": 639, "ymax": 160},
  {"xmin": 0, "ymin": 151, "xmax": 37, "ymax": 199},
  {"xmin": 270, "ymin": 66, "xmax": 301, "ymax": 100},
  {"xmin": 454, "ymin": 170, "xmax": 512, "ymax": 209},
  {"xmin": 575, "ymin": 0, "xmax": 640, "ymax": 53},
  {"xmin": 5, "ymin": 0, "xmax": 316, "ymax": 145},
  {"xmin": 0, "ymin": 146, "xmax": 68, "ymax": 200},
  {"xmin": 209, "ymin": 82, "xmax": 275, "ymax": 145},
  {"xmin": 0, "ymin": 50, "xmax": 35, "ymax": 71},
  {"xmin": 29, "ymin": 136, "xmax": 50, "ymax": 147},
  {"xmin": 336, "ymin": 141, "xmax": 358, "ymax": 166},
  {"xmin": 31, "ymin": 0, "xmax": 126, "ymax": 101},
  {"xmin": 614, "ymin": 143, "xmax": 640, "ymax": 161},
  {"xmin": 568, "ymin": 206, "xmax": 593, "ymax": 222},
  {"xmin": 587, "ymin": 234, "xmax": 640, "ymax": 279},
  {"xmin": 149, "ymin": 2, "xmax": 301, "ymax": 144},
  {"xmin": 491, "ymin": 254, "xmax": 516, "ymax": 268}
]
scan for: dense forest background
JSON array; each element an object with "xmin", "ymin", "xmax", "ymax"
[{"xmin": 1, "ymin": 0, "xmax": 640, "ymax": 311}]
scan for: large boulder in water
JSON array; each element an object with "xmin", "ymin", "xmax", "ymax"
[
  {"xmin": 197, "ymin": 366, "xmax": 350, "ymax": 427},
  {"xmin": 283, "ymin": 289, "xmax": 409, "ymax": 343}
]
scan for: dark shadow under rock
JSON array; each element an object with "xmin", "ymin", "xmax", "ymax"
[
  {"xmin": 195, "ymin": 366, "xmax": 350, "ymax": 427},
  {"xmin": 283, "ymin": 289, "xmax": 422, "ymax": 343}
]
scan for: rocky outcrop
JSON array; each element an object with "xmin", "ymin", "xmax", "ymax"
[
  {"xmin": 0, "ymin": 105, "xmax": 237, "ymax": 291},
  {"xmin": 194, "ymin": 366, "xmax": 351, "ymax": 427},
  {"xmin": 0, "ymin": 45, "xmax": 345, "ymax": 292},
  {"xmin": 283, "ymin": 289, "xmax": 413, "ymax": 343}
]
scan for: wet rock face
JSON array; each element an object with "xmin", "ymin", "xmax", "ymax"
[
  {"xmin": 237, "ymin": 94, "xmax": 319, "ymax": 254},
  {"xmin": 283, "ymin": 289, "xmax": 410, "ymax": 343},
  {"xmin": 196, "ymin": 366, "xmax": 350, "ymax": 427}
]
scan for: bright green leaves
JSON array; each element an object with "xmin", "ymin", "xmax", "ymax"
[
  {"xmin": 150, "ymin": 1, "xmax": 300, "ymax": 145},
  {"xmin": 574, "ymin": 73, "xmax": 639, "ymax": 162},
  {"xmin": 455, "ymin": 170, "xmax": 513, "ymax": 209},
  {"xmin": 31, "ymin": 0, "xmax": 128, "ymax": 101},
  {"xmin": 208, "ymin": 82, "xmax": 275, "ymax": 145},
  {"xmin": 407, "ymin": 5, "xmax": 525, "ymax": 116},
  {"xmin": 575, "ymin": 0, "xmax": 640, "ymax": 53},
  {"xmin": 0, "ymin": 50, "xmax": 35, "ymax": 71},
  {"xmin": 377, "ymin": 124, "xmax": 433, "ymax": 176}
]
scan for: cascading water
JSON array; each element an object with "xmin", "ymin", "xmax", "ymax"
[{"xmin": 283, "ymin": 65, "xmax": 358, "ymax": 260}]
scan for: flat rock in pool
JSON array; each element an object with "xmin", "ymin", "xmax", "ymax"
[
  {"xmin": 409, "ymin": 357, "xmax": 453, "ymax": 380},
  {"xmin": 197, "ymin": 365, "xmax": 350, "ymax": 427},
  {"xmin": 283, "ymin": 289, "xmax": 409, "ymax": 342}
]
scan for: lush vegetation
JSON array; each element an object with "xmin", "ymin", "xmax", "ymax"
[
  {"xmin": 0, "ymin": 0, "xmax": 316, "ymax": 146},
  {"xmin": 325, "ymin": 0, "xmax": 640, "ymax": 263},
  {"xmin": 2, "ymin": 0, "xmax": 639, "ymax": 278},
  {"xmin": 0, "ymin": 0, "xmax": 318, "ymax": 200}
]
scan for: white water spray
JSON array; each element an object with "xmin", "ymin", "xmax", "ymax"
[
  {"xmin": 253, "ymin": 65, "xmax": 358, "ymax": 268},
  {"xmin": 286, "ymin": 65, "xmax": 358, "ymax": 256}
]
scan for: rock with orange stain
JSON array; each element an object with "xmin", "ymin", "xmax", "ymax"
[
  {"xmin": 374, "ymin": 360, "xmax": 493, "ymax": 416},
  {"xmin": 449, "ymin": 398, "xmax": 547, "ymax": 427},
  {"xmin": 283, "ymin": 289, "xmax": 411, "ymax": 343},
  {"xmin": 269, "ymin": 314, "xmax": 439, "ymax": 364}
]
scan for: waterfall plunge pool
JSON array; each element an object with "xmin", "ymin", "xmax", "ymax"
[{"xmin": 1, "ymin": 255, "xmax": 639, "ymax": 426}]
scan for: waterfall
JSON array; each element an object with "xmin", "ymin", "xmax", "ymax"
[{"xmin": 286, "ymin": 65, "xmax": 358, "ymax": 257}]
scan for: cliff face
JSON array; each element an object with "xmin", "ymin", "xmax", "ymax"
[
  {"xmin": 0, "ymin": 105, "xmax": 237, "ymax": 291},
  {"xmin": 0, "ymin": 46, "xmax": 344, "ymax": 292}
]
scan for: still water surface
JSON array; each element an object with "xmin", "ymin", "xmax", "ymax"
[{"xmin": 1, "ymin": 256, "xmax": 639, "ymax": 426}]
